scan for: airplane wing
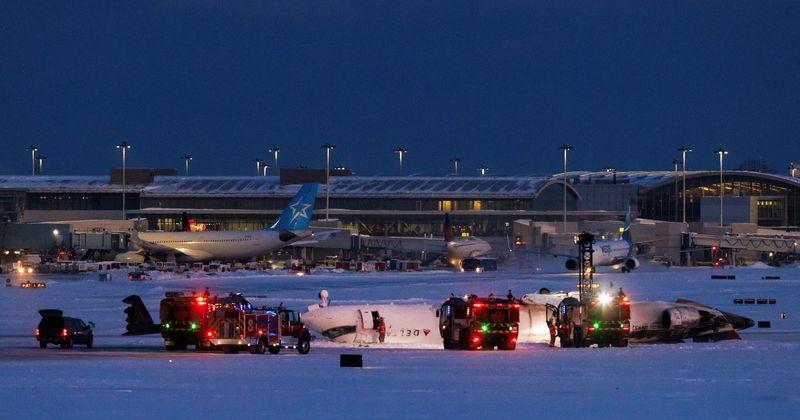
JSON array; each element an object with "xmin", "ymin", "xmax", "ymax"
[
  {"xmin": 291, "ymin": 229, "xmax": 347, "ymax": 246},
  {"xmin": 518, "ymin": 249, "xmax": 576, "ymax": 259}
]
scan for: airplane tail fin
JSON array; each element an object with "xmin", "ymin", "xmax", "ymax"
[
  {"xmin": 122, "ymin": 295, "xmax": 160, "ymax": 335},
  {"xmin": 269, "ymin": 183, "xmax": 319, "ymax": 231},
  {"xmin": 444, "ymin": 213, "xmax": 454, "ymax": 242},
  {"xmin": 622, "ymin": 204, "xmax": 633, "ymax": 245}
]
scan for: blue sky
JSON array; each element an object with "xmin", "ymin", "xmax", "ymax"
[{"xmin": 1, "ymin": 1, "xmax": 798, "ymax": 176}]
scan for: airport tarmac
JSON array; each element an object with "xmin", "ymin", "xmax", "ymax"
[{"xmin": 0, "ymin": 264, "xmax": 799, "ymax": 418}]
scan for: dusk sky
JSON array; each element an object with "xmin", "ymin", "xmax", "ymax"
[{"xmin": 1, "ymin": 1, "xmax": 799, "ymax": 177}]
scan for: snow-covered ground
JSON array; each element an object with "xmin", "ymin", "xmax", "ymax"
[{"xmin": 1, "ymin": 262, "xmax": 799, "ymax": 418}]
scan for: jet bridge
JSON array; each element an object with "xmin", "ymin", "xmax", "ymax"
[{"xmin": 689, "ymin": 233, "xmax": 799, "ymax": 255}]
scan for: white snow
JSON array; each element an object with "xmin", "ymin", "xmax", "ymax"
[{"xmin": 1, "ymin": 263, "xmax": 799, "ymax": 418}]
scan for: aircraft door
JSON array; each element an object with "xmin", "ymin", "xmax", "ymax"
[{"xmin": 359, "ymin": 310, "xmax": 380, "ymax": 330}]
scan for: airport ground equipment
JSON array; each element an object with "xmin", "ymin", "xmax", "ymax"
[
  {"xmin": 159, "ymin": 292, "xmax": 207, "ymax": 350},
  {"xmin": 124, "ymin": 291, "xmax": 310, "ymax": 354},
  {"xmin": 439, "ymin": 295, "xmax": 520, "ymax": 350},
  {"xmin": 552, "ymin": 232, "xmax": 631, "ymax": 347},
  {"xmin": 36, "ymin": 309, "xmax": 94, "ymax": 349},
  {"xmin": 199, "ymin": 294, "xmax": 281, "ymax": 354}
]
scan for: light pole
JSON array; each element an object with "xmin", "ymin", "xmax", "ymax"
[
  {"xmin": 394, "ymin": 147, "xmax": 407, "ymax": 175},
  {"xmin": 558, "ymin": 144, "xmax": 572, "ymax": 232},
  {"xmin": 26, "ymin": 145, "xmax": 38, "ymax": 176},
  {"xmin": 478, "ymin": 164, "xmax": 489, "ymax": 176},
  {"xmin": 678, "ymin": 145, "xmax": 692, "ymax": 224},
  {"xmin": 450, "ymin": 156, "xmax": 461, "ymax": 175},
  {"xmin": 672, "ymin": 160, "xmax": 680, "ymax": 222},
  {"xmin": 268, "ymin": 146, "xmax": 280, "ymax": 172},
  {"xmin": 180, "ymin": 154, "xmax": 192, "ymax": 176},
  {"xmin": 116, "ymin": 141, "xmax": 131, "ymax": 220},
  {"xmin": 252, "ymin": 158, "xmax": 263, "ymax": 176},
  {"xmin": 715, "ymin": 148, "xmax": 728, "ymax": 226},
  {"xmin": 262, "ymin": 162, "xmax": 270, "ymax": 176},
  {"xmin": 322, "ymin": 143, "xmax": 335, "ymax": 220},
  {"xmin": 38, "ymin": 155, "xmax": 47, "ymax": 175}
]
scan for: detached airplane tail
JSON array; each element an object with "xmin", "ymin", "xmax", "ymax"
[
  {"xmin": 122, "ymin": 295, "xmax": 161, "ymax": 335},
  {"xmin": 269, "ymin": 183, "xmax": 319, "ymax": 231}
]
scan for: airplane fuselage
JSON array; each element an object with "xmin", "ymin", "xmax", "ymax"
[
  {"xmin": 302, "ymin": 293, "xmax": 752, "ymax": 346},
  {"xmin": 591, "ymin": 239, "xmax": 632, "ymax": 266},
  {"xmin": 135, "ymin": 229, "xmax": 310, "ymax": 262}
]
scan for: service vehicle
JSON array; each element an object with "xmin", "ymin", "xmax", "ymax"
[
  {"xmin": 128, "ymin": 271, "xmax": 151, "ymax": 281},
  {"xmin": 551, "ymin": 232, "xmax": 631, "ymax": 347},
  {"xmin": 159, "ymin": 292, "xmax": 207, "ymax": 350},
  {"xmin": 36, "ymin": 309, "xmax": 94, "ymax": 349},
  {"xmin": 439, "ymin": 295, "xmax": 520, "ymax": 350},
  {"xmin": 460, "ymin": 257, "xmax": 498, "ymax": 272},
  {"xmin": 199, "ymin": 293, "xmax": 281, "ymax": 354},
  {"xmin": 277, "ymin": 309, "xmax": 312, "ymax": 354}
]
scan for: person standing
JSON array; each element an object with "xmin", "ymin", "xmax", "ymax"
[
  {"xmin": 547, "ymin": 310, "xmax": 558, "ymax": 347},
  {"xmin": 377, "ymin": 317, "xmax": 386, "ymax": 344}
]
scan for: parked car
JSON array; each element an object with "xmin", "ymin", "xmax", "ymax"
[
  {"xmin": 128, "ymin": 271, "xmax": 152, "ymax": 281},
  {"xmin": 36, "ymin": 310, "xmax": 94, "ymax": 349}
]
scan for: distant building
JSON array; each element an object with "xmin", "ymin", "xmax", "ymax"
[{"xmin": 1, "ymin": 169, "xmax": 799, "ymax": 241}]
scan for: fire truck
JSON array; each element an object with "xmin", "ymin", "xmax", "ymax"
[
  {"xmin": 439, "ymin": 295, "xmax": 520, "ymax": 350},
  {"xmin": 550, "ymin": 232, "xmax": 631, "ymax": 347},
  {"xmin": 197, "ymin": 294, "xmax": 311, "ymax": 355},
  {"xmin": 277, "ymin": 309, "xmax": 312, "ymax": 354},
  {"xmin": 159, "ymin": 292, "xmax": 207, "ymax": 350},
  {"xmin": 198, "ymin": 293, "xmax": 281, "ymax": 354}
]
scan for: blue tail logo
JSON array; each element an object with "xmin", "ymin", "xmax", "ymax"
[
  {"xmin": 270, "ymin": 184, "xmax": 319, "ymax": 230},
  {"xmin": 621, "ymin": 204, "xmax": 633, "ymax": 245}
]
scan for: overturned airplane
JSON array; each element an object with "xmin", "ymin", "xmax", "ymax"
[{"xmin": 301, "ymin": 289, "xmax": 754, "ymax": 347}]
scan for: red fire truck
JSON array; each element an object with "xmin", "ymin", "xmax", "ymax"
[
  {"xmin": 277, "ymin": 309, "xmax": 312, "ymax": 354},
  {"xmin": 159, "ymin": 292, "xmax": 207, "ymax": 350},
  {"xmin": 439, "ymin": 295, "xmax": 520, "ymax": 350},
  {"xmin": 197, "ymin": 293, "xmax": 281, "ymax": 354}
]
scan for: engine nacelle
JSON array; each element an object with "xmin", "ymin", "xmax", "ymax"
[
  {"xmin": 624, "ymin": 257, "xmax": 640, "ymax": 270},
  {"xmin": 662, "ymin": 307, "xmax": 702, "ymax": 332},
  {"xmin": 565, "ymin": 258, "xmax": 579, "ymax": 271}
]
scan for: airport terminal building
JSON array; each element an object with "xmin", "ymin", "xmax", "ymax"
[{"xmin": 1, "ymin": 169, "xmax": 799, "ymax": 244}]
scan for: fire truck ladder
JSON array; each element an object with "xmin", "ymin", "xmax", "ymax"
[{"xmin": 577, "ymin": 232, "xmax": 595, "ymax": 303}]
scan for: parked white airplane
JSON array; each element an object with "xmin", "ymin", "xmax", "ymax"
[
  {"xmin": 354, "ymin": 213, "xmax": 491, "ymax": 265},
  {"xmin": 120, "ymin": 184, "xmax": 326, "ymax": 263},
  {"xmin": 547, "ymin": 207, "xmax": 645, "ymax": 272},
  {"xmin": 301, "ymin": 289, "xmax": 753, "ymax": 346}
]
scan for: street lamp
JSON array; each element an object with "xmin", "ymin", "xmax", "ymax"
[
  {"xmin": 25, "ymin": 145, "xmax": 38, "ymax": 176},
  {"xmin": 180, "ymin": 154, "xmax": 192, "ymax": 176},
  {"xmin": 252, "ymin": 158, "xmax": 263, "ymax": 176},
  {"xmin": 478, "ymin": 165, "xmax": 489, "ymax": 176},
  {"xmin": 672, "ymin": 160, "xmax": 680, "ymax": 222},
  {"xmin": 268, "ymin": 146, "xmax": 281, "ymax": 171},
  {"xmin": 678, "ymin": 145, "xmax": 692, "ymax": 224},
  {"xmin": 714, "ymin": 148, "xmax": 728, "ymax": 226},
  {"xmin": 558, "ymin": 144, "xmax": 572, "ymax": 232},
  {"xmin": 262, "ymin": 162, "xmax": 270, "ymax": 176},
  {"xmin": 116, "ymin": 141, "xmax": 131, "ymax": 220},
  {"xmin": 450, "ymin": 157, "xmax": 461, "ymax": 175},
  {"xmin": 394, "ymin": 147, "xmax": 407, "ymax": 175},
  {"xmin": 322, "ymin": 143, "xmax": 335, "ymax": 220},
  {"xmin": 37, "ymin": 155, "xmax": 47, "ymax": 175}
]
